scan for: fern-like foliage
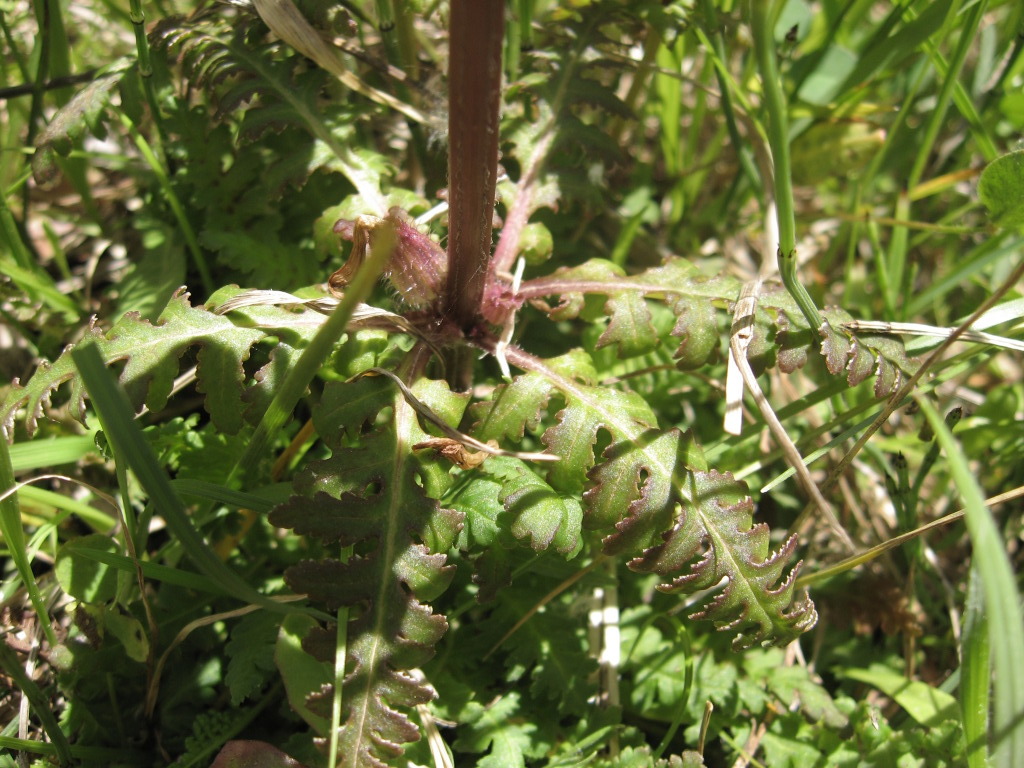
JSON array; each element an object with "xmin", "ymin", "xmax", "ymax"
[
  {"xmin": 0, "ymin": 287, "xmax": 321, "ymax": 439},
  {"xmin": 632, "ymin": 470, "xmax": 816, "ymax": 649},
  {"xmin": 31, "ymin": 58, "xmax": 135, "ymax": 186},
  {"xmin": 268, "ymin": 375, "xmax": 466, "ymax": 768},
  {"xmin": 519, "ymin": 258, "xmax": 919, "ymax": 394},
  {"xmin": 471, "ymin": 345, "xmax": 815, "ymax": 650},
  {"xmin": 151, "ymin": 9, "xmax": 390, "ymax": 286},
  {"xmin": 152, "ymin": 8, "xmax": 389, "ymax": 168},
  {"xmin": 152, "ymin": 10, "xmax": 304, "ymax": 133}
]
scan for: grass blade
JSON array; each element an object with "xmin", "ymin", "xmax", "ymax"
[
  {"xmin": 9, "ymin": 434, "xmax": 95, "ymax": 471},
  {"xmin": 917, "ymin": 395, "xmax": 1024, "ymax": 768},
  {"xmin": 0, "ymin": 439, "xmax": 59, "ymax": 647},
  {"xmin": 0, "ymin": 641, "xmax": 72, "ymax": 765},
  {"xmin": 961, "ymin": 566, "xmax": 990, "ymax": 768},
  {"xmin": 71, "ymin": 343, "xmax": 323, "ymax": 619}
]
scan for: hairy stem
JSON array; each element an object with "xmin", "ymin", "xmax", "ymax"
[{"xmin": 444, "ymin": 0, "xmax": 504, "ymax": 332}]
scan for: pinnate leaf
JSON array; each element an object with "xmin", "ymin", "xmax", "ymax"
[
  {"xmin": 225, "ymin": 611, "xmax": 279, "ymax": 705},
  {"xmin": 494, "ymin": 586, "xmax": 597, "ymax": 714},
  {"xmin": 1, "ymin": 289, "xmax": 284, "ymax": 438},
  {"xmin": 978, "ymin": 150, "xmax": 1024, "ymax": 228},
  {"xmin": 270, "ymin": 378, "xmax": 466, "ymax": 768},
  {"xmin": 474, "ymin": 347, "xmax": 814, "ymax": 648},
  {"xmin": 31, "ymin": 60, "xmax": 132, "ymax": 185},
  {"xmin": 453, "ymin": 693, "xmax": 543, "ymax": 768},
  {"xmin": 523, "ymin": 257, "xmax": 918, "ymax": 395},
  {"xmin": 671, "ymin": 295, "xmax": 721, "ymax": 369},
  {"xmin": 471, "ymin": 349, "xmax": 594, "ymax": 441},
  {"xmin": 543, "ymin": 383, "xmax": 656, "ymax": 494},
  {"xmin": 631, "ymin": 470, "xmax": 816, "ymax": 650}
]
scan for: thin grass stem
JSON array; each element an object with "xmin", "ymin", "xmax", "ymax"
[{"xmin": 748, "ymin": 0, "xmax": 822, "ymax": 331}]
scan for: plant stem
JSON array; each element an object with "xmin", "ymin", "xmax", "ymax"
[
  {"xmin": 127, "ymin": 0, "xmax": 170, "ymax": 150},
  {"xmin": 444, "ymin": 0, "xmax": 504, "ymax": 332},
  {"xmin": 118, "ymin": 113, "xmax": 214, "ymax": 295},
  {"xmin": 491, "ymin": 28, "xmax": 580, "ymax": 276},
  {"xmin": 748, "ymin": 0, "xmax": 822, "ymax": 332}
]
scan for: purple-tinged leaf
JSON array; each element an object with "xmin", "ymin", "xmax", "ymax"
[
  {"xmin": 819, "ymin": 317, "xmax": 852, "ymax": 376},
  {"xmin": 588, "ymin": 429, "xmax": 689, "ymax": 557},
  {"xmin": 631, "ymin": 470, "xmax": 816, "ymax": 650},
  {"xmin": 874, "ymin": 359, "xmax": 900, "ymax": 398},
  {"xmin": 775, "ymin": 316, "xmax": 811, "ymax": 374},
  {"xmin": 847, "ymin": 338, "xmax": 876, "ymax": 387},
  {"xmin": 517, "ymin": 256, "xmax": 917, "ymax": 397},
  {"xmin": 489, "ymin": 345, "xmax": 814, "ymax": 648},
  {"xmin": 273, "ymin": 378, "xmax": 467, "ymax": 768}
]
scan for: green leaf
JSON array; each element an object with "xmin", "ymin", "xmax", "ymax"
[
  {"xmin": 471, "ymin": 352, "xmax": 581, "ymax": 443},
  {"xmin": 532, "ymin": 260, "xmax": 660, "ymax": 357},
  {"xmin": 751, "ymin": 654, "xmax": 848, "ymax": 729},
  {"xmin": 585, "ymin": 428, "xmax": 690, "ymax": 553},
  {"xmin": 275, "ymin": 614, "xmax": 332, "ymax": 736},
  {"xmin": 496, "ymin": 587, "xmax": 597, "ymax": 715},
  {"xmin": 758, "ymin": 728, "xmax": 825, "ymax": 768},
  {"xmin": 844, "ymin": 665, "xmax": 959, "ymax": 728},
  {"xmin": 1, "ymin": 290, "xmax": 246, "ymax": 437},
  {"xmin": 0, "ymin": 286, "xmax": 332, "ymax": 439},
  {"xmin": 172, "ymin": 708, "xmax": 252, "ymax": 768},
  {"xmin": 834, "ymin": 0, "xmax": 954, "ymax": 97},
  {"xmin": 152, "ymin": 14, "xmax": 385, "ymax": 211},
  {"xmin": 100, "ymin": 606, "xmax": 149, "ymax": 663},
  {"xmin": 567, "ymin": 76, "xmax": 635, "ymax": 120},
  {"xmin": 225, "ymin": 611, "xmax": 280, "ymax": 705},
  {"xmin": 517, "ymin": 221, "xmax": 554, "ymax": 265},
  {"xmin": 961, "ymin": 567, "xmax": 989, "ymax": 768},
  {"xmin": 71, "ymin": 343, "xmax": 318, "ymax": 620},
  {"xmin": 592, "ymin": 745, "xmax": 706, "ymax": 767},
  {"xmin": 633, "ymin": 470, "xmax": 816, "ymax": 650},
  {"xmin": 671, "ymin": 295, "xmax": 720, "ymax": 370},
  {"xmin": 476, "ymin": 349, "xmax": 815, "ymax": 648},
  {"xmin": 31, "ymin": 59, "xmax": 133, "ymax": 185},
  {"xmin": 498, "ymin": 464, "xmax": 583, "ymax": 554},
  {"xmin": 271, "ymin": 378, "xmax": 467, "ymax": 767},
  {"xmin": 115, "ymin": 225, "xmax": 187, "ymax": 321},
  {"xmin": 978, "ymin": 150, "xmax": 1024, "ymax": 229},
  {"xmin": 453, "ymin": 693, "xmax": 540, "ymax": 768},
  {"xmin": 54, "ymin": 534, "xmax": 121, "ymax": 603}
]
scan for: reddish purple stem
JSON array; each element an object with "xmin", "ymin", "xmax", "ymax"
[{"xmin": 444, "ymin": 0, "xmax": 505, "ymax": 332}]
